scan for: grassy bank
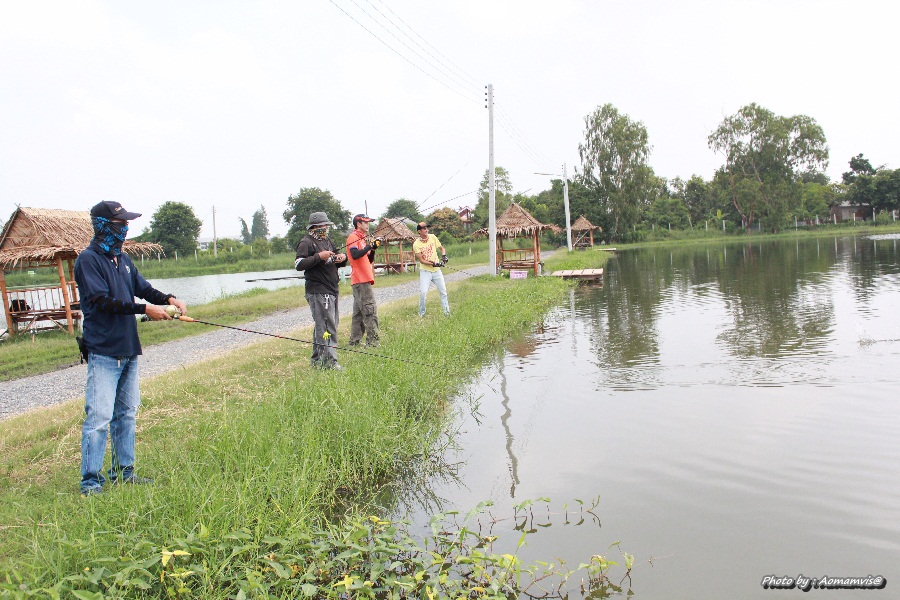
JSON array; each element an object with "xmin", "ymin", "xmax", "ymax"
[{"xmin": 0, "ymin": 250, "xmax": 612, "ymax": 596}]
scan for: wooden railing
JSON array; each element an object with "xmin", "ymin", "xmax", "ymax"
[
  {"xmin": 5, "ymin": 284, "xmax": 81, "ymax": 334},
  {"xmin": 374, "ymin": 250, "xmax": 417, "ymax": 274}
]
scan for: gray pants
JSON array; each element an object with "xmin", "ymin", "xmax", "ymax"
[
  {"xmin": 350, "ymin": 283, "xmax": 379, "ymax": 346},
  {"xmin": 306, "ymin": 293, "xmax": 339, "ymax": 367}
]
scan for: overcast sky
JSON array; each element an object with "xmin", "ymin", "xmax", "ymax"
[{"xmin": 2, "ymin": 1, "xmax": 897, "ymax": 238}]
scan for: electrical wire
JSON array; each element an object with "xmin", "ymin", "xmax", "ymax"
[{"xmin": 329, "ymin": 0, "xmax": 480, "ymax": 105}]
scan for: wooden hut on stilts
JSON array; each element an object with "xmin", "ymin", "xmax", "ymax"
[
  {"xmin": 0, "ymin": 207, "xmax": 162, "ymax": 338},
  {"xmin": 571, "ymin": 215, "xmax": 601, "ymax": 249},
  {"xmin": 474, "ymin": 203, "xmax": 555, "ymax": 276},
  {"xmin": 370, "ymin": 217, "xmax": 417, "ymax": 274}
]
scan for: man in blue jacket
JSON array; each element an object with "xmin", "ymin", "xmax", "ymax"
[{"xmin": 74, "ymin": 200, "xmax": 187, "ymax": 496}]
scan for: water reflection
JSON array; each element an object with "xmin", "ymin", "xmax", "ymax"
[
  {"xmin": 497, "ymin": 361, "xmax": 521, "ymax": 498},
  {"xmin": 396, "ymin": 235, "xmax": 900, "ymax": 599}
]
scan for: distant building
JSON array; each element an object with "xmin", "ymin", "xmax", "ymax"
[
  {"xmin": 831, "ymin": 202, "xmax": 873, "ymax": 222},
  {"xmin": 458, "ymin": 205, "xmax": 474, "ymax": 232}
]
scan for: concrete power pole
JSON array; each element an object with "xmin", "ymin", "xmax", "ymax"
[
  {"xmin": 563, "ymin": 163, "xmax": 572, "ymax": 251},
  {"xmin": 212, "ymin": 205, "xmax": 218, "ymax": 258},
  {"xmin": 487, "ymin": 84, "xmax": 497, "ymax": 276},
  {"xmin": 535, "ymin": 165, "xmax": 573, "ymax": 251}
]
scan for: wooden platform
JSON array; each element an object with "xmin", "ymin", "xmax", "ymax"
[{"xmin": 549, "ymin": 268, "xmax": 604, "ymax": 280}]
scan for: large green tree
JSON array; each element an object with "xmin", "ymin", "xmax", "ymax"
[
  {"xmin": 668, "ymin": 175, "xmax": 721, "ymax": 227},
  {"xmin": 283, "ymin": 187, "xmax": 351, "ymax": 250},
  {"xmin": 426, "ymin": 207, "xmax": 465, "ymax": 238},
  {"xmin": 578, "ymin": 104, "xmax": 655, "ymax": 242},
  {"xmin": 382, "ymin": 198, "xmax": 423, "ymax": 222},
  {"xmin": 239, "ymin": 206, "xmax": 269, "ymax": 244},
  {"xmin": 148, "ymin": 201, "xmax": 203, "ymax": 257},
  {"xmin": 840, "ymin": 153, "xmax": 900, "ymax": 215},
  {"xmin": 708, "ymin": 103, "xmax": 828, "ymax": 232},
  {"xmin": 251, "ymin": 205, "xmax": 269, "ymax": 241},
  {"xmin": 473, "ymin": 166, "xmax": 514, "ymax": 228},
  {"xmin": 239, "ymin": 218, "xmax": 252, "ymax": 245}
]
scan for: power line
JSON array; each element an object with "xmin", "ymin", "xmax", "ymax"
[
  {"xmin": 361, "ymin": 0, "xmax": 482, "ymax": 97},
  {"xmin": 370, "ymin": 0, "xmax": 483, "ymax": 93},
  {"xmin": 328, "ymin": 0, "xmax": 480, "ymax": 105},
  {"xmin": 495, "ymin": 104, "xmax": 555, "ymax": 171}
]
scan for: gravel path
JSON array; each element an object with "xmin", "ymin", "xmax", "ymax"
[{"xmin": 0, "ymin": 265, "xmax": 492, "ymax": 421}]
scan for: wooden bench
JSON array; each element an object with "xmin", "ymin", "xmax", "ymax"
[{"xmin": 11, "ymin": 307, "xmax": 82, "ymax": 334}]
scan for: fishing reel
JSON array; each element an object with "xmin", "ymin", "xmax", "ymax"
[{"xmin": 368, "ymin": 237, "xmax": 384, "ymax": 249}]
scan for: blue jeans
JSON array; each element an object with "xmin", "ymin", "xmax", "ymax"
[
  {"xmin": 81, "ymin": 354, "xmax": 140, "ymax": 492},
  {"xmin": 419, "ymin": 269, "xmax": 450, "ymax": 316}
]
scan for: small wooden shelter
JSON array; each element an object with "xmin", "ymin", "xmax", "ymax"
[
  {"xmin": 370, "ymin": 217, "xmax": 417, "ymax": 274},
  {"xmin": 571, "ymin": 215, "xmax": 602, "ymax": 248},
  {"xmin": 474, "ymin": 203, "xmax": 554, "ymax": 276},
  {"xmin": 0, "ymin": 207, "xmax": 162, "ymax": 337}
]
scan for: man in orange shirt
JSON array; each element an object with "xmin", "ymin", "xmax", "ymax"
[{"xmin": 346, "ymin": 214, "xmax": 381, "ymax": 347}]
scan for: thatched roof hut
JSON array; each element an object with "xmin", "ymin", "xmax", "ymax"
[
  {"xmin": 571, "ymin": 215, "xmax": 601, "ymax": 248},
  {"xmin": 370, "ymin": 217, "xmax": 417, "ymax": 274},
  {"xmin": 571, "ymin": 215, "xmax": 600, "ymax": 231},
  {"xmin": 0, "ymin": 207, "xmax": 163, "ymax": 337},
  {"xmin": 474, "ymin": 203, "xmax": 553, "ymax": 276},
  {"xmin": 473, "ymin": 202, "xmax": 556, "ymax": 239},
  {"xmin": 0, "ymin": 207, "xmax": 161, "ymax": 269},
  {"xmin": 371, "ymin": 217, "xmax": 415, "ymax": 242}
]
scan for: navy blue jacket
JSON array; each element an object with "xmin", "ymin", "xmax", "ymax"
[{"xmin": 74, "ymin": 242, "xmax": 167, "ymax": 357}]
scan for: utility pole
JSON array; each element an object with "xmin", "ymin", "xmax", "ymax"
[
  {"xmin": 562, "ymin": 163, "xmax": 572, "ymax": 251},
  {"xmin": 212, "ymin": 205, "xmax": 218, "ymax": 258},
  {"xmin": 487, "ymin": 84, "xmax": 496, "ymax": 275},
  {"xmin": 535, "ymin": 164, "xmax": 573, "ymax": 251}
]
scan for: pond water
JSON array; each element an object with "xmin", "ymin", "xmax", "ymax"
[
  {"xmin": 394, "ymin": 234, "xmax": 900, "ymax": 599},
  {"xmin": 145, "ymin": 267, "xmax": 349, "ymax": 305},
  {"xmin": 144, "ymin": 269, "xmax": 305, "ymax": 305}
]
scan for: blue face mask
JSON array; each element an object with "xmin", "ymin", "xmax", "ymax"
[{"xmin": 92, "ymin": 217, "xmax": 129, "ymax": 256}]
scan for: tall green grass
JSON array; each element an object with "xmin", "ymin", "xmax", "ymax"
[{"xmin": 0, "ymin": 265, "xmax": 588, "ymax": 591}]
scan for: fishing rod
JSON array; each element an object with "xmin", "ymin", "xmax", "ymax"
[
  {"xmin": 245, "ymin": 275, "xmax": 305, "ymax": 282},
  {"xmin": 172, "ymin": 315, "xmax": 435, "ymax": 367}
]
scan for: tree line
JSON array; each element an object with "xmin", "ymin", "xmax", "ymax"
[{"xmin": 135, "ymin": 101, "xmax": 900, "ymax": 256}]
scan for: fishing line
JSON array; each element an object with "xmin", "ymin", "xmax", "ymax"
[
  {"xmin": 416, "ymin": 190, "xmax": 478, "ymax": 217},
  {"xmin": 415, "ymin": 162, "xmax": 471, "ymax": 211},
  {"xmin": 434, "ymin": 262, "xmax": 484, "ymax": 278},
  {"xmin": 174, "ymin": 316, "xmax": 436, "ymax": 367}
]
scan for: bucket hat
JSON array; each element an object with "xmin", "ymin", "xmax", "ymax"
[{"xmin": 307, "ymin": 212, "xmax": 334, "ymax": 229}]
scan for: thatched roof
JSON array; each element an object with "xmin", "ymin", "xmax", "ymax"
[
  {"xmin": 572, "ymin": 215, "xmax": 601, "ymax": 231},
  {"xmin": 372, "ymin": 217, "xmax": 416, "ymax": 242},
  {"xmin": 0, "ymin": 207, "xmax": 163, "ymax": 269},
  {"xmin": 473, "ymin": 203, "xmax": 553, "ymax": 237}
]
